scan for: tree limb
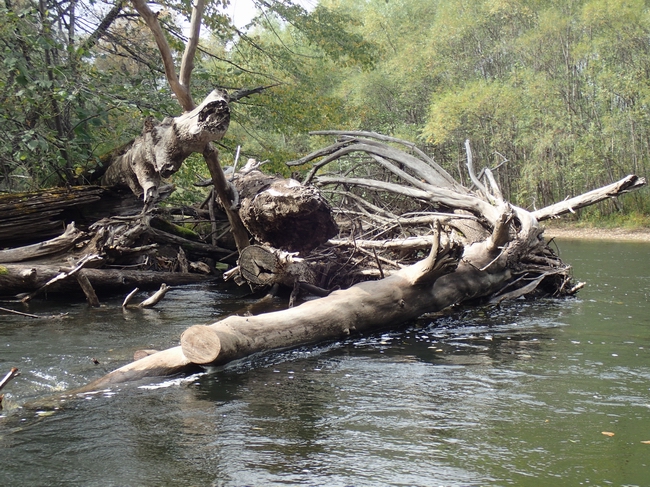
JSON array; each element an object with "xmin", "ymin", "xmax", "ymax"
[
  {"xmin": 179, "ymin": 0, "xmax": 205, "ymax": 91},
  {"xmin": 533, "ymin": 175, "xmax": 647, "ymax": 221},
  {"xmin": 131, "ymin": 0, "xmax": 193, "ymax": 111}
]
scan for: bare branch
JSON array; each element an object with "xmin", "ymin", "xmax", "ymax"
[
  {"xmin": 533, "ymin": 175, "xmax": 647, "ymax": 221},
  {"xmin": 179, "ymin": 0, "xmax": 205, "ymax": 91},
  {"xmin": 131, "ymin": 0, "xmax": 193, "ymax": 111}
]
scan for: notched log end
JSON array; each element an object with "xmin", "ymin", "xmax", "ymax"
[{"xmin": 181, "ymin": 325, "xmax": 221, "ymax": 365}]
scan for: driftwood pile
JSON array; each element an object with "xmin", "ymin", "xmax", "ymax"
[{"xmin": 1, "ymin": 127, "xmax": 646, "ymax": 399}]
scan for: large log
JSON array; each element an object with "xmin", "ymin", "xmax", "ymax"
[
  {"xmin": 69, "ymin": 229, "xmax": 461, "ymax": 393},
  {"xmin": 0, "ymin": 186, "xmax": 104, "ymax": 246},
  {"xmin": 0, "ymin": 263, "xmax": 214, "ymax": 297}
]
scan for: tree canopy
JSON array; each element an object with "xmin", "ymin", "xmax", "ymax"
[{"xmin": 1, "ymin": 0, "xmax": 648, "ymax": 218}]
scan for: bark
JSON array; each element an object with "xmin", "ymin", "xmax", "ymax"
[
  {"xmin": 204, "ymin": 146, "xmax": 250, "ymax": 253},
  {"xmin": 0, "ymin": 186, "xmax": 104, "ymax": 246},
  {"xmin": 233, "ymin": 170, "xmax": 338, "ymax": 253}
]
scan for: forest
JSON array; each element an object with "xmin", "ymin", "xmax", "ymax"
[{"xmin": 2, "ymin": 0, "xmax": 649, "ymax": 220}]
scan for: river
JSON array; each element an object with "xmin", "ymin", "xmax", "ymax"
[{"xmin": 1, "ymin": 239, "xmax": 649, "ymax": 486}]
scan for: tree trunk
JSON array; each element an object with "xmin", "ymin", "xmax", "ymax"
[{"xmin": 100, "ymin": 90, "xmax": 230, "ymax": 204}]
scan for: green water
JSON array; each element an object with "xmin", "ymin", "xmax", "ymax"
[{"xmin": 1, "ymin": 240, "xmax": 649, "ymax": 486}]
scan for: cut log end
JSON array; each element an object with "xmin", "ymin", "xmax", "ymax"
[{"xmin": 180, "ymin": 325, "xmax": 222, "ymax": 365}]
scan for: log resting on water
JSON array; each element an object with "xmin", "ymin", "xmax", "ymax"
[{"xmin": 0, "ymin": 263, "xmax": 214, "ymax": 297}]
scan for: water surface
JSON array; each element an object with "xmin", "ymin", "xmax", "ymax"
[{"xmin": 1, "ymin": 240, "xmax": 649, "ymax": 486}]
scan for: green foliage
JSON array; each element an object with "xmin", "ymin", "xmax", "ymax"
[
  {"xmin": 0, "ymin": 0, "xmax": 184, "ymax": 192},
  {"xmin": 3, "ymin": 0, "xmax": 649, "ymax": 222}
]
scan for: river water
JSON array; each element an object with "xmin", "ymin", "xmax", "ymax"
[{"xmin": 1, "ymin": 239, "xmax": 649, "ymax": 486}]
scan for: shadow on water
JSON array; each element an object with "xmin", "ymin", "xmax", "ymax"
[{"xmin": 1, "ymin": 240, "xmax": 650, "ymax": 486}]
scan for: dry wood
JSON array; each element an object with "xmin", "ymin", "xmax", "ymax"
[
  {"xmin": 0, "ymin": 223, "xmax": 85, "ymax": 263},
  {"xmin": 0, "ymin": 264, "xmax": 213, "ymax": 297},
  {"xmin": 234, "ymin": 170, "xmax": 338, "ymax": 253},
  {"xmin": 76, "ymin": 271, "xmax": 100, "ymax": 307},
  {"xmin": 238, "ymin": 245, "xmax": 316, "ymax": 288},
  {"xmin": 21, "ymin": 254, "xmax": 103, "ymax": 303},
  {"xmin": 532, "ymin": 175, "xmax": 646, "ymax": 221}
]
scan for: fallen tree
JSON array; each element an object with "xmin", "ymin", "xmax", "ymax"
[{"xmin": 53, "ymin": 131, "xmax": 645, "ymax": 397}]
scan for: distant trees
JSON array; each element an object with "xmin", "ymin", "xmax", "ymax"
[
  {"xmin": 328, "ymin": 0, "xmax": 650, "ymax": 214},
  {"xmin": 2, "ymin": 0, "xmax": 648, "ymax": 217},
  {"xmin": 215, "ymin": 0, "xmax": 650, "ymax": 215}
]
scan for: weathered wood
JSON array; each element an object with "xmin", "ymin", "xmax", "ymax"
[
  {"xmin": 0, "ymin": 186, "xmax": 104, "ymax": 246},
  {"xmin": 234, "ymin": 170, "xmax": 338, "ymax": 253},
  {"xmin": 101, "ymin": 90, "xmax": 230, "ymax": 204},
  {"xmin": 0, "ymin": 264, "xmax": 214, "ymax": 296},
  {"xmin": 138, "ymin": 283, "xmax": 170, "ymax": 308},
  {"xmin": 65, "ymin": 230, "xmax": 462, "ymax": 390},
  {"xmin": 76, "ymin": 271, "xmax": 100, "ymax": 307},
  {"xmin": 238, "ymin": 244, "xmax": 317, "ymax": 288},
  {"xmin": 0, "ymin": 222, "xmax": 85, "ymax": 263},
  {"xmin": 21, "ymin": 254, "xmax": 103, "ymax": 303},
  {"xmin": 35, "ymin": 132, "xmax": 647, "ymax": 396},
  {"xmin": 532, "ymin": 174, "xmax": 646, "ymax": 221}
]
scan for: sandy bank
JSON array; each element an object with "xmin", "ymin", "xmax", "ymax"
[{"xmin": 543, "ymin": 225, "xmax": 650, "ymax": 242}]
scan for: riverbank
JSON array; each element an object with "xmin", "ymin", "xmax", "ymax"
[{"xmin": 543, "ymin": 224, "xmax": 650, "ymax": 242}]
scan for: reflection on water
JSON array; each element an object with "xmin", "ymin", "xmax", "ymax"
[{"xmin": 1, "ymin": 241, "xmax": 650, "ymax": 486}]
